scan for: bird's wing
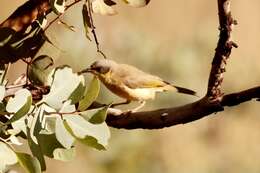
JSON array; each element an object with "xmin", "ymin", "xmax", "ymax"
[{"xmin": 113, "ymin": 64, "xmax": 167, "ymax": 89}]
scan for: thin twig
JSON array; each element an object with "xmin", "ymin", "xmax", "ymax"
[
  {"xmin": 44, "ymin": 0, "xmax": 83, "ymax": 31},
  {"xmin": 87, "ymin": 0, "xmax": 107, "ymax": 59}
]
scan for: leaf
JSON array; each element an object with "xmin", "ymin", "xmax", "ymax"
[
  {"xmin": 37, "ymin": 134, "xmax": 61, "ymax": 158},
  {"xmin": 6, "ymin": 89, "xmax": 32, "ymax": 123},
  {"xmin": 0, "ymin": 142, "xmax": 17, "ymax": 172},
  {"xmin": 10, "ymin": 27, "xmax": 45, "ymax": 62},
  {"xmin": 0, "ymin": 27, "xmax": 45, "ymax": 64},
  {"xmin": 92, "ymin": 0, "xmax": 117, "ymax": 15},
  {"xmin": 43, "ymin": 66, "xmax": 85, "ymax": 110},
  {"xmin": 37, "ymin": 133, "xmax": 74, "ymax": 161},
  {"xmin": 82, "ymin": 4, "xmax": 92, "ymax": 40},
  {"xmin": 78, "ymin": 76, "xmax": 100, "ymax": 111},
  {"xmin": 63, "ymin": 115, "xmax": 110, "ymax": 150},
  {"xmin": 122, "ymin": 0, "xmax": 150, "ymax": 7},
  {"xmin": 36, "ymin": 15, "xmax": 48, "ymax": 29},
  {"xmin": 50, "ymin": 0, "xmax": 66, "ymax": 14},
  {"xmin": 9, "ymin": 135, "xmax": 23, "ymax": 145},
  {"xmin": 53, "ymin": 147, "xmax": 76, "ymax": 161},
  {"xmin": 55, "ymin": 116, "xmax": 75, "ymax": 149},
  {"xmin": 39, "ymin": 116, "xmax": 56, "ymax": 135},
  {"xmin": 28, "ymin": 55, "xmax": 54, "ymax": 86},
  {"xmin": 0, "ymin": 102, "xmax": 6, "ymax": 115},
  {"xmin": 68, "ymin": 82, "xmax": 86, "ymax": 105},
  {"xmin": 79, "ymin": 136, "xmax": 106, "ymax": 150},
  {"xmin": 8, "ymin": 117, "xmax": 26, "ymax": 137},
  {"xmin": 0, "ymin": 28, "xmax": 14, "ymax": 46},
  {"xmin": 60, "ymin": 100, "xmax": 76, "ymax": 113},
  {"xmin": 104, "ymin": 0, "xmax": 117, "ymax": 6},
  {"xmin": 16, "ymin": 152, "xmax": 41, "ymax": 173},
  {"xmin": 0, "ymin": 85, "xmax": 5, "ymax": 102},
  {"xmin": 0, "ymin": 64, "xmax": 9, "ymax": 85},
  {"xmin": 80, "ymin": 106, "xmax": 109, "ymax": 124},
  {"xmin": 39, "ymin": 104, "xmax": 57, "ymax": 134},
  {"xmin": 26, "ymin": 108, "xmax": 46, "ymax": 171}
]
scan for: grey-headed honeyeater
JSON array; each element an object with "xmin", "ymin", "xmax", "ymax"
[{"xmin": 82, "ymin": 59, "xmax": 197, "ymax": 112}]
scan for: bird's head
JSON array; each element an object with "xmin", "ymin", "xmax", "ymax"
[{"xmin": 84, "ymin": 59, "xmax": 117, "ymax": 78}]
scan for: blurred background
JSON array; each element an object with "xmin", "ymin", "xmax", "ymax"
[{"xmin": 1, "ymin": 0, "xmax": 260, "ymax": 173}]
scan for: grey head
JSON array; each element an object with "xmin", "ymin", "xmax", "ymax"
[{"xmin": 89, "ymin": 59, "xmax": 118, "ymax": 74}]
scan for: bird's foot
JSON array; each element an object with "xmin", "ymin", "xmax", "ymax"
[
  {"xmin": 128, "ymin": 101, "xmax": 146, "ymax": 113},
  {"xmin": 110, "ymin": 100, "xmax": 131, "ymax": 108}
]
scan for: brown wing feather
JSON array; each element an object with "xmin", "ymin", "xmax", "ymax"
[{"xmin": 112, "ymin": 64, "xmax": 167, "ymax": 89}]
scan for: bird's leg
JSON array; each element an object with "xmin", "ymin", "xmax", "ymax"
[
  {"xmin": 111, "ymin": 100, "xmax": 131, "ymax": 108},
  {"xmin": 131, "ymin": 101, "xmax": 146, "ymax": 112}
]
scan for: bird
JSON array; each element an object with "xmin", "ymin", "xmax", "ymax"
[{"xmin": 82, "ymin": 59, "xmax": 197, "ymax": 112}]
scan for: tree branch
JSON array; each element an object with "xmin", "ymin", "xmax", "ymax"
[
  {"xmin": 207, "ymin": 0, "xmax": 237, "ymax": 101},
  {"xmin": 106, "ymin": 87, "xmax": 260, "ymax": 129},
  {"xmin": 2, "ymin": 0, "xmax": 259, "ymax": 130},
  {"xmin": 104, "ymin": 0, "xmax": 258, "ymax": 129}
]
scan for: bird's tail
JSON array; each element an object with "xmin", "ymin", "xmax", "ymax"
[
  {"xmin": 163, "ymin": 81, "xmax": 197, "ymax": 96},
  {"xmin": 173, "ymin": 85, "xmax": 197, "ymax": 96}
]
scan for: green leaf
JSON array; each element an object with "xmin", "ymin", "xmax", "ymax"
[
  {"xmin": 16, "ymin": 152, "xmax": 41, "ymax": 173},
  {"xmin": 63, "ymin": 115, "xmax": 110, "ymax": 150},
  {"xmin": 53, "ymin": 147, "xmax": 76, "ymax": 161},
  {"xmin": 0, "ymin": 102, "xmax": 6, "ymax": 115},
  {"xmin": 26, "ymin": 108, "xmax": 46, "ymax": 171},
  {"xmin": 77, "ymin": 136, "xmax": 106, "ymax": 150},
  {"xmin": 28, "ymin": 55, "xmax": 54, "ymax": 86},
  {"xmin": 122, "ymin": 0, "xmax": 150, "ymax": 7},
  {"xmin": 0, "ymin": 142, "xmax": 17, "ymax": 172},
  {"xmin": 68, "ymin": 82, "xmax": 86, "ymax": 105},
  {"xmin": 78, "ymin": 76, "xmax": 100, "ymax": 111},
  {"xmin": 37, "ymin": 134, "xmax": 62, "ymax": 158},
  {"xmin": 6, "ymin": 89, "xmax": 32, "ymax": 123},
  {"xmin": 55, "ymin": 116, "xmax": 75, "ymax": 149},
  {"xmin": 43, "ymin": 66, "xmax": 85, "ymax": 110},
  {"xmin": 82, "ymin": 3, "xmax": 92, "ymax": 40},
  {"xmin": 80, "ymin": 106, "xmax": 109, "ymax": 124},
  {"xmin": 50, "ymin": 0, "xmax": 66, "ymax": 14},
  {"xmin": 92, "ymin": 0, "xmax": 117, "ymax": 15},
  {"xmin": 37, "ymin": 133, "xmax": 75, "ymax": 161}
]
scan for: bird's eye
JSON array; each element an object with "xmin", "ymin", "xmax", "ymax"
[
  {"xmin": 94, "ymin": 67, "xmax": 102, "ymax": 72},
  {"xmin": 100, "ymin": 66, "xmax": 110, "ymax": 74},
  {"xmin": 91, "ymin": 66, "xmax": 110, "ymax": 74}
]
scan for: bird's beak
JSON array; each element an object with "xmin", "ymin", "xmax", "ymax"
[{"xmin": 79, "ymin": 68, "xmax": 94, "ymax": 74}]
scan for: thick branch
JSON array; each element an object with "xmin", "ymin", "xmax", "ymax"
[
  {"xmin": 207, "ymin": 0, "xmax": 237, "ymax": 100},
  {"xmin": 106, "ymin": 87, "xmax": 260, "ymax": 129}
]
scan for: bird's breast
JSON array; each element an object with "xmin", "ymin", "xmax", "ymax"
[{"xmin": 99, "ymin": 76, "xmax": 156, "ymax": 101}]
